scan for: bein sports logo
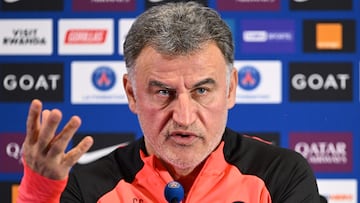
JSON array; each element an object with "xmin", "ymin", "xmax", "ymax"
[
  {"xmin": 92, "ymin": 66, "xmax": 116, "ymax": 91},
  {"xmin": 243, "ymin": 30, "xmax": 293, "ymax": 43},
  {"xmin": 238, "ymin": 66, "xmax": 260, "ymax": 91}
]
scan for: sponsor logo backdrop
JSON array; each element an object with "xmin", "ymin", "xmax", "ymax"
[{"xmin": 0, "ymin": 0, "xmax": 359, "ymax": 202}]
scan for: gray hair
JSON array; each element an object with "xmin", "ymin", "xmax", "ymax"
[{"xmin": 123, "ymin": 1, "xmax": 234, "ymax": 79}]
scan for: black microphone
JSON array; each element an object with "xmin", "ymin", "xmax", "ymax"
[{"xmin": 164, "ymin": 181, "xmax": 184, "ymax": 203}]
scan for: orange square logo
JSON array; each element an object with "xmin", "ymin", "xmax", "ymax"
[
  {"xmin": 11, "ymin": 184, "xmax": 19, "ymax": 203},
  {"xmin": 316, "ymin": 23, "xmax": 342, "ymax": 50}
]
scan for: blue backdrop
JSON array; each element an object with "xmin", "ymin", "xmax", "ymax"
[{"xmin": 0, "ymin": 0, "xmax": 359, "ymax": 202}]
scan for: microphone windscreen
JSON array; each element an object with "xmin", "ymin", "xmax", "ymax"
[{"xmin": 164, "ymin": 181, "xmax": 184, "ymax": 203}]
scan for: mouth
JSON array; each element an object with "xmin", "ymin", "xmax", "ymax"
[{"xmin": 168, "ymin": 131, "xmax": 198, "ymax": 145}]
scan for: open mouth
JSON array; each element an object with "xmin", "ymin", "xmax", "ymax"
[
  {"xmin": 176, "ymin": 133, "xmax": 190, "ymax": 137},
  {"xmin": 169, "ymin": 131, "xmax": 198, "ymax": 145}
]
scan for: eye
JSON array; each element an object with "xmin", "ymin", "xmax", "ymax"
[
  {"xmin": 195, "ymin": 87, "xmax": 207, "ymax": 95},
  {"xmin": 158, "ymin": 89, "xmax": 170, "ymax": 96},
  {"xmin": 157, "ymin": 89, "xmax": 176, "ymax": 99}
]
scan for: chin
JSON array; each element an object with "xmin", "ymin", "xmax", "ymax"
[{"xmin": 164, "ymin": 153, "xmax": 207, "ymax": 170}]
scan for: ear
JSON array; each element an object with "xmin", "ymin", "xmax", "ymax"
[
  {"xmin": 123, "ymin": 74, "xmax": 138, "ymax": 114},
  {"xmin": 227, "ymin": 67, "xmax": 238, "ymax": 109}
]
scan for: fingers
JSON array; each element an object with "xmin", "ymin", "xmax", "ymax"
[
  {"xmin": 25, "ymin": 99, "xmax": 42, "ymax": 145},
  {"xmin": 37, "ymin": 109, "xmax": 62, "ymax": 153},
  {"xmin": 47, "ymin": 116, "xmax": 82, "ymax": 157},
  {"xmin": 41, "ymin": 109, "xmax": 50, "ymax": 124},
  {"xmin": 63, "ymin": 136, "xmax": 94, "ymax": 167},
  {"xmin": 22, "ymin": 99, "xmax": 90, "ymax": 180}
]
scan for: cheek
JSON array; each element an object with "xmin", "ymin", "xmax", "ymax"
[
  {"xmin": 137, "ymin": 104, "xmax": 155, "ymax": 122},
  {"xmin": 201, "ymin": 99, "xmax": 229, "ymax": 126},
  {"xmin": 205, "ymin": 93, "xmax": 229, "ymax": 113},
  {"xmin": 136, "ymin": 103, "xmax": 166, "ymax": 133}
]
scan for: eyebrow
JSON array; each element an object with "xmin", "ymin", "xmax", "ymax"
[
  {"xmin": 148, "ymin": 80, "xmax": 171, "ymax": 89},
  {"xmin": 193, "ymin": 78, "xmax": 216, "ymax": 88},
  {"xmin": 148, "ymin": 78, "xmax": 216, "ymax": 89}
]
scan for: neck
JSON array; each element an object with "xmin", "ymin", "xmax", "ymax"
[{"xmin": 163, "ymin": 160, "xmax": 206, "ymax": 197}]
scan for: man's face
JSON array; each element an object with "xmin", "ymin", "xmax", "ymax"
[{"xmin": 124, "ymin": 42, "xmax": 237, "ymax": 170}]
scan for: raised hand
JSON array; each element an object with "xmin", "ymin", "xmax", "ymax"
[{"xmin": 22, "ymin": 99, "xmax": 93, "ymax": 180}]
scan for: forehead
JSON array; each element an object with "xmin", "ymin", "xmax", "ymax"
[{"xmin": 134, "ymin": 42, "xmax": 228, "ymax": 78}]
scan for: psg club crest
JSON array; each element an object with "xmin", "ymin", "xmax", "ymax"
[
  {"xmin": 238, "ymin": 65, "xmax": 260, "ymax": 91},
  {"xmin": 92, "ymin": 66, "xmax": 116, "ymax": 91}
]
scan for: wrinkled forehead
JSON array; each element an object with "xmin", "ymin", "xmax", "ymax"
[
  {"xmin": 135, "ymin": 42, "xmax": 227, "ymax": 70},
  {"xmin": 132, "ymin": 43, "xmax": 228, "ymax": 88}
]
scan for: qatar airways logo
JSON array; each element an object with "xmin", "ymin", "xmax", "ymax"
[
  {"xmin": 0, "ymin": 133, "xmax": 25, "ymax": 173},
  {"xmin": 289, "ymin": 132, "xmax": 353, "ymax": 172},
  {"xmin": 65, "ymin": 29, "xmax": 107, "ymax": 44},
  {"xmin": 295, "ymin": 142, "xmax": 347, "ymax": 164}
]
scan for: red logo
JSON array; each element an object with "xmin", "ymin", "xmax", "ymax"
[{"xmin": 65, "ymin": 29, "xmax": 107, "ymax": 44}]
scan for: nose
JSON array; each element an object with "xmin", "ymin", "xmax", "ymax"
[{"xmin": 172, "ymin": 93, "xmax": 196, "ymax": 127}]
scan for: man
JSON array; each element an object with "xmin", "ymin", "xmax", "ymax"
[{"xmin": 17, "ymin": 2, "xmax": 320, "ymax": 202}]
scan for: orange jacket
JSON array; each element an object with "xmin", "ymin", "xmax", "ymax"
[{"xmin": 18, "ymin": 128, "xmax": 320, "ymax": 202}]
